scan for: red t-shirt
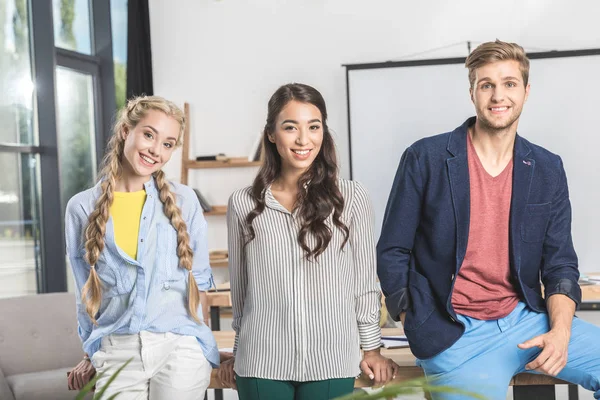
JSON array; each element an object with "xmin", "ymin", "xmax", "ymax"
[{"xmin": 451, "ymin": 133, "xmax": 520, "ymax": 320}]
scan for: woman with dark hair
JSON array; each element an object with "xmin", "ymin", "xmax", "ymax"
[{"xmin": 219, "ymin": 83, "xmax": 398, "ymax": 399}]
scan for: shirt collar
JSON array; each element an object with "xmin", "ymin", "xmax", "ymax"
[
  {"xmin": 143, "ymin": 177, "xmax": 159, "ymax": 196},
  {"xmin": 264, "ymin": 185, "xmax": 291, "ymax": 214},
  {"xmin": 92, "ymin": 175, "xmax": 160, "ymax": 198}
]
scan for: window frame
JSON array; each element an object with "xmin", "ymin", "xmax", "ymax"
[{"xmin": 0, "ymin": 0, "xmax": 118, "ymax": 293}]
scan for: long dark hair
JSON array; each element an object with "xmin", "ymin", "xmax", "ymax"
[{"xmin": 245, "ymin": 83, "xmax": 349, "ymax": 260}]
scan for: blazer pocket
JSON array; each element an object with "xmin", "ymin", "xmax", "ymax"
[
  {"xmin": 403, "ymin": 269, "xmax": 436, "ymax": 331},
  {"xmin": 521, "ymin": 203, "xmax": 551, "ymax": 243}
]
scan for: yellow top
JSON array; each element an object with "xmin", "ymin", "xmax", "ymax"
[{"xmin": 110, "ymin": 190, "xmax": 147, "ymax": 260}]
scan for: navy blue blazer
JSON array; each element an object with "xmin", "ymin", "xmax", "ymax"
[{"xmin": 376, "ymin": 117, "xmax": 581, "ymax": 360}]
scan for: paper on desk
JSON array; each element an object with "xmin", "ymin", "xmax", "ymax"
[
  {"xmin": 579, "ymin": 275, "xmax": 600, "ymax": 285},
  {"xmin": 381, "ymin": 335, "xmax": 410, "ymax": 349}
]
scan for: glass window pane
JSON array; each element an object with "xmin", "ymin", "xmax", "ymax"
[
  {"xmin": 0, "ymin": 153, "xmax": 42, "ymax": 298},
  {"xmin": 56, "ymin": 67, "xmax": 97, "ymax": 211},
  {"xmin": 53, "ymin": 0, "xmax": 92, "ymax": 55},
  {"xmin": 0, "ymin": 0, "xmax": 36, "ymax": 145},
  {"xmin": 111, "ymin": 0, "xmax": 127, "ymax": 109},
  {"xmin": 56, "ymin": 67, "xmax": 97, "ymax": 294}
]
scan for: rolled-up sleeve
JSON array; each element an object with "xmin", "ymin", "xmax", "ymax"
[
  {"xmin": 65, "ymin": 198, "xmax": 94, "ymax": 344},
  {"xmin": 188, "ymin": 192, "xmax": 214, "ymax": 291}
]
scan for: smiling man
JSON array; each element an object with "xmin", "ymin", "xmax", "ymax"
[{"xmin": 376, "ymin": 40, "xmax": 600, "ymax": 399}]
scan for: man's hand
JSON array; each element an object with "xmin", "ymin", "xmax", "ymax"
[
  {"xmin": 518, "ymin": 294, "xmax": 575, "ymax": 376},
  {"xmin": 518, "ymin": 328, "xmax": 570, "ymax": 376},
  {"xmin": 360, "ymin": 349, "xmax": 400, "ymax": 386},
  {"xmin": 217, "ymin": 355, "xmax": 236, "ymax": 389},
  {"xmin": 67, "ymin": 358, "xmax": 96, "ymax": 390}
]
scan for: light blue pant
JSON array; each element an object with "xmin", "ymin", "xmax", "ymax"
[{"xmin": 416, "ymin": 302, "xmax": 600, "ymax": 399}]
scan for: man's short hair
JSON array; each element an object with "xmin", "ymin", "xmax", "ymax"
[{"xmin": 465, "ymin": 40, "xmax": 530, "ymax": 88}]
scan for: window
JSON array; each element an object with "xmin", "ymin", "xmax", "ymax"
[
  {"xmin": 111, "ymin": 0, "xmax": 127, "ymax": 109},
  {"xmin": 56, "ymin": 67, "xmax": 98, "ymax": 209},
  {"xmin": 52, "ymin": 0, "xmax": 92, "ymax": 54},
  {"xmin": 0, "ymin": 0, "xmax": 116, "ymax": 297},
  {"xmin": 0, "ymin": 0, "xmax": 42, "ymax": 298}
]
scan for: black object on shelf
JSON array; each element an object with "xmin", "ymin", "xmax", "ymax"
[
  {"xmin": 193, "ymin": 188, "xmax": 212, "ymax": 212},
  {"xmin": 195, "ymin": 153, "xmax": 228, "ymax": 161},
  {"xmin": 248, "ymin": 133, "xmax": 263, "ymax": 162}
]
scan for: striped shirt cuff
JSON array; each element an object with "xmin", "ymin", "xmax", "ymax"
[
  {"xmin": 358, "ymin": 323, "xmax": 382, "ymax": 351},
  {"xmin": 233, "ymin": 332, "xmax": 239, "ymax": 356}
]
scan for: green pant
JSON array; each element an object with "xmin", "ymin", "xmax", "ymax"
[{"xmin": 235, "ymin": 375, "xmax": 355, "ymax": 400}]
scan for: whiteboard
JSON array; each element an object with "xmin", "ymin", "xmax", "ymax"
[{"xmin": 347, "ymin": 51, "xmax": 600, "ymax": 272}]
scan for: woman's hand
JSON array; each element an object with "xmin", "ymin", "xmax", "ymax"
[
  {"xmin": 217, "ymin": 354, "xmax": 236, "ymax": 389},
  {"xmin": 360, "ymin": 349, "xmax": 399, "ymax": 386},
  {"xmin": 67, "ymin": 358, "xmax": 96, "ymax": 390}
]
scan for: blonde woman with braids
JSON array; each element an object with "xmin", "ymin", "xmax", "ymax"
[{"xmin": 65, "ymin": 96, "xmax": 218, "ymax": 399}]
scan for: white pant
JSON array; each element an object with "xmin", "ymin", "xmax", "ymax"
[{"xmin": 91, "ymin": 331, "xmax": 211, "ymax": 400}]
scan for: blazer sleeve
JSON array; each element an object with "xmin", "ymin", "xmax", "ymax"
[
  {"xmin": 376, "ymin": 146, "xmax": 424, "ymax": 320},
  {"xmin": 541, "ymin": 156, "xmax": 581, "ymax": 306}
]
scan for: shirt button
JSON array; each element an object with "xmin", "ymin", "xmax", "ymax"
[
  {"xmin": 163, "ymin": 282, "xmax": 170, "ymax": 290},
  {"xmin": 140, "ymin": 239, "xmax": 144, "ymax": 242},
  {"xmin": 143, "ymin": 216, "xmax": 147, "ymax": 220}
]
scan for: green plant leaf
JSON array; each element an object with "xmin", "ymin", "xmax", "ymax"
[
  {"xmin": 91, "ymin": 358, "xmax": 133, "ymax": 400},
  {"xmin": 334, "ymin": 377, "xmax": 487, "ymax": 400},
  {"xmin": 75, "ymin": 371, "xmax": 106, "ymax": 400}
]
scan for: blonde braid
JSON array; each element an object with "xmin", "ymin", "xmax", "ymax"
[
  {"xmin": 154, "ymin": 169, "xmax": 201, "ymax": 323},
  {"xmin": 81, "ymin": 134, "xmax": 123, "ymax": 324}
]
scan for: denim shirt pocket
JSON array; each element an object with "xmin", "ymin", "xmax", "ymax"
[
  {"xmin": 156, "ymin": 223, "xmax": 187, "ymax": 283},
  {"xmin": 78, "ymin": 248, "xmax": 133, "ymax": 298},
  {"xmin": 521, "ymin": 203, "xmax": 552, "ymax": 243}
]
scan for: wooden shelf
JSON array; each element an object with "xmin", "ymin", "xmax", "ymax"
[
  {"xmin": 185, "ymin": 158, "xmax": 262, "ymax": 170},
  {"xmin": 210, "ymin": 259, "xmax": 228, "ymax": 268},
  {"xmin": 208, "ymin": 281, "xmax": 231, "ymax": 292},
  {"xmin": 206, "ymin": 291, "xmax": 232, "ymax": 307},
  {"xmin": 204, "ymin": 205, "xmax": 227, "ymax": 216}
]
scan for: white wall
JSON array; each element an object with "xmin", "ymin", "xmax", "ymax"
[
  {"xmin": 149, "ymin": 0, "xmax": 600, "ymax": 281},
  {"xmin": 347, "ymin": 56, "xmax": 600, "ymax": 272}
]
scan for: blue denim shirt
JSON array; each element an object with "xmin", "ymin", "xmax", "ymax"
[{"xmin": 65, "ymin": 178, "xmax": 219, "ymax": 367}]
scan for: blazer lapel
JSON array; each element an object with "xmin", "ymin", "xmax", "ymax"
[
  {"xmin": 510, "ymin": 134, "xmax": 534, "ymax": 274},
  {"xmin": 446, "ymin": 119, "xmax": 472, "ymax": 273}
]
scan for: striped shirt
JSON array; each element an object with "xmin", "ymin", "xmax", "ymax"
[
  {"xmin": 65, "ymin": 178, "xmax": 219, "ymax": 367},
  {"xmin": 227, "ymin": 179, "xmax": 382, "ymax": 381}
]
